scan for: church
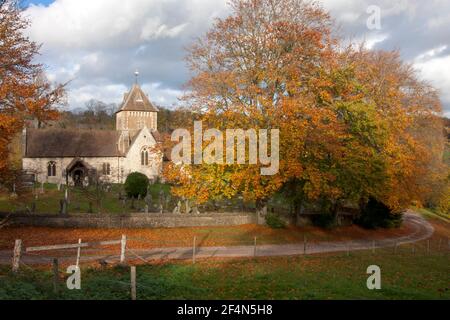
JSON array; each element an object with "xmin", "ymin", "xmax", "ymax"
[{"xmin": 22, "ymin": 82, "xmax": 163, "ymax": 187}]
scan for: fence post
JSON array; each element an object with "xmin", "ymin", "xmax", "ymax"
[
  {"xmin": 192, "ymin": 236, "xmax": 197, "ymax": 264},
  {"xmin": 130, "ymin": 266, "xmax": 136, "ymax": 301},
  {"xmin": 303, "ymin": 235, "xmax": 307, "ymax": 255},
  {"xmin": 254, "ymin": 237, "xmax": 257, "ymax": 257},
  {"xmin": 76, "ymin": 239, "xmax": 82, "ymax": 267},
  {"xmin": 12, "ymin": 239, "xmax": 22, "ymax": 273},
  {"xmin": 120, "ymin": 235, "xmax": 127, "ymax": 264},
  {"xmin": 53, "ymin": 258, "xmax": 59, "ymax": 295}
]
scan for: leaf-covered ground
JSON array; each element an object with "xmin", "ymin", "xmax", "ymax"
[{"xmin": 0, "ymin": 221, "xmax": 415, "ymax": 251}]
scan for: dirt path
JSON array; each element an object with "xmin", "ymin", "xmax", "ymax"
[{"xmin": 0, "ymin": 211, "xmax": 435, "ymax": 266}]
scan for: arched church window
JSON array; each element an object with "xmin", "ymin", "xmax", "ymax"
[
  {"xmin": 141, "ymin": 147, "xmax": 149, "ymax": 166},
  {"xmin": 47, "ymin": 161, "xmax": 56, "ymax": 177}
]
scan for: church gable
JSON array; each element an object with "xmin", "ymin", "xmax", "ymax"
[{"xmin": 118, "ymin": 84, "xmax": 158, "ymax": 113}]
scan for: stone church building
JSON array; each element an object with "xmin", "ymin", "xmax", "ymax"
[{"xmin": 22, "ymin": 83, "xmax": 163, "ymax": 186}]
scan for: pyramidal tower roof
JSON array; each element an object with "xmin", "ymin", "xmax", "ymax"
[{"xmin": 118, "ymin": 84, "xmax": 158, "ymax": 113}]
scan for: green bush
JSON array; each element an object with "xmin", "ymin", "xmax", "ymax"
[
  {"xmin": 265, "ymin": 213, "xmax": 286, "ymax": 229},
  {"xmin": 124, "ymin": 172, "xmax": 149, "ymax": 199},
  {"xmin": 356, "ymin": 197, "xmax": 402, "ymax": 229}
]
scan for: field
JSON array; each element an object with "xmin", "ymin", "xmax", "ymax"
[
  {"xmin": 0, "ymin": 213, "xmax": 448, "ymax": 300},
  {"xmin": 0, "ymin": 244, "xmax": 448, "ymax": 300}
]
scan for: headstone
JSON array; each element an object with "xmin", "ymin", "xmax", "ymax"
[
  {"xmin": 158, "ymin": 191, "xmax": 165, "ymax": 213},
  {"xmin": 145, "ymin": 194, "xmax": 153, "ymax": 208},
  {"xmin": 40, "ymin": 182, "xmax": 44, "ymax": 194},
  {"xmin": 145, "ymin": 204, "xmax": 149, "ymax": 214},
  {"xmin": 59, "ymin": 199, "xmax": 68, "ymax": 216},
  {"xmin": 57, "ymin": 183, "xmax": 61, "ymax": 191},
  {"xmin": 172, "ymin": 201, "xmax": 181, "ymax": 214}
]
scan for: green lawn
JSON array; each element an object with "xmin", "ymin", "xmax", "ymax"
[
  {"xmin": 1, "ymin": 246, "xmax": 448, "ymax": 300},
  {"xmin": 0, "ymin": 183, "xmax": 173, "ymax": 215}
]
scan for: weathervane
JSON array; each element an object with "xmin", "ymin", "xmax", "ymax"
[{"xmin": 134, "ymin": 69, "xmax": 139, "ymax": 84}]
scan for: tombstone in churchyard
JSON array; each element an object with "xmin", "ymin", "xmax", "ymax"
[
  {"xmin": 172, "ymin": 201, "xmax": 181, "ymax": 214},
  {"xmin": 10, "ymin": 183, "xmax": 18, "ymax": 199},
  {"xmin": 145, "ymin": 193, "xmax": 152, "ymax": 208},
  {"xmin": 145, "ymin": 204, "xmax": 149, "ymax": 214},
  {"xmin": 165, "ymin": 194, "xmax": 171, "ymax": 211},
  {"xmin": 57, "ymin": 183, "xmax": 61, "ymax": 191},
  {"xmin": 64, "ymin": 188, "xmax": 69, "ymax": 204},
  {"xmin": 59, "ymin": 199, "xmax": 68, "ymax": 216},
  {"xmin": 40, "ymin": 182, "xmax": 44, "ymax": 194},
  {"xmin": 158, "ymin": 190, "xmax": 165, "ymax": 214},
  {"xmin": 31, "ymin": 201, "xmax": 36, "ymax": 214}
]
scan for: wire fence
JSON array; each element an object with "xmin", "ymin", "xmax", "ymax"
[{"xmin": 2, "ymin": 235, "xmax": 449, "ymax": 300}]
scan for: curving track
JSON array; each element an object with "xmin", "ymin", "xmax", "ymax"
[{"xmin": 0, "ymin": 211, "xmax": 435, "ymax": 266}]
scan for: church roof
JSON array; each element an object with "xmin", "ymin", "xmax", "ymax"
[
  {"xmin": 24, "ymin": 129, "xmax": 124, "ymax": 158},
  {"xmin": 118, "ymin": 84, "xmax": 158, "ymax": 113}
]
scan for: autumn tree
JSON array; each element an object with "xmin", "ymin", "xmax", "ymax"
[
  {"xmin": 163, "ymin": 0, "xmax": 447, "ymax": 218},
  {"xmin": 0, "ymin": 0, "xmax": 65, "ymax": 184}
]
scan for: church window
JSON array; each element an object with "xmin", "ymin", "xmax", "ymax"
[
  {"xmin": 47, "ymin": 161, "xmax": 56, "ymax": 177},
  {"xmin": 141, "ymin": 148, "xmax": 149, "ymax": 166},
  {"xmin": 102, "ymin": 163, "xmax": 111, "ymax": 175}
]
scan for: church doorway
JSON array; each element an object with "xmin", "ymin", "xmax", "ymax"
[
  {"xmin": 66, "ymin": 158, "xmax": 95, "ymax": 187},
  {"xmin": 72, "ymin": 169, "xmax": 85, "ymax": 187}
]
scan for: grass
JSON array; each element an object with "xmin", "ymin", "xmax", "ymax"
[
  {"xmin": 0, "ymin": 211, "xmax": 448, "ymax": 300},
  {"xmin": 0, "ymin": 246, "xmax": 448, "ymax": 300},
  {"xmin": 0, "ymin": 183, "xmax": 172, "ymax": 215}
]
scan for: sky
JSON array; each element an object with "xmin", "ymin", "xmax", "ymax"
[{"xmin": 23, "ymin": 0, "xmax": 450, "ymax": 116}]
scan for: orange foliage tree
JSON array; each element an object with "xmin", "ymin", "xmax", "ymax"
[
  {"xmin": 163, "ymin": 0, "xmax": 446, "ymax": 215},
  {"xmin": 0, "ymin": 0, "xmax": 66, "ymax": 183}
]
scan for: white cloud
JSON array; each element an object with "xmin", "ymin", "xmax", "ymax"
[
  {"xmin": 23, "ymin": 0, "xmax": 450, "ymax": 115},
  {"xmin": 414, "ymin": 53, "xmax": 450, "ymax": 115}
]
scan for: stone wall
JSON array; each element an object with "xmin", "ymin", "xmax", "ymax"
[{"xmin": 1, "ymin": 212, "xmax": 256, "ymax": 229}]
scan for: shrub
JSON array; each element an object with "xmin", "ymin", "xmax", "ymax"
[
  {"xmin": 124, "ymin": 172, "xmax": 149, "ymax": 199},
  {"xmin": 310, "ymin": 213, "xmax": 336, "ymax": 229},
  {"xmin": 265, "ymin": 213, "xmax": 286, "ymax": 229},
  {"xmin": 356, "ymin": 197, "xmax": 402, "ymax": 229}
]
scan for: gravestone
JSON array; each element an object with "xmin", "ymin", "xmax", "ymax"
[
  {"xmin": 59, "ymin": 199, "xmax": 68, "ymax": 216},
  {"xmin": 172, "ymin": 201, "xmax": 181, "ymax": 214},
  {"xmin": 158, "ymin": 191, "xmax": 165, "ymax": 214},
  {"xmin": 145, "ymin": 194, "xmax": 153, "ymax": 208}
]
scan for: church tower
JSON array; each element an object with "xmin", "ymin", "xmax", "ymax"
[{"xmin": 116, "ymin": 72, "xmax": 159, "ymax": 152}]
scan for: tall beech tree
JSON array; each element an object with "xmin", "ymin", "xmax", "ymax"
[
  {"xmin": 164, "ymin": 0, "xmax": 446, "ymax": 216},
  {"xmin": 0, "ymin": 0, "xmax": 65, "ymax": 182}
]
